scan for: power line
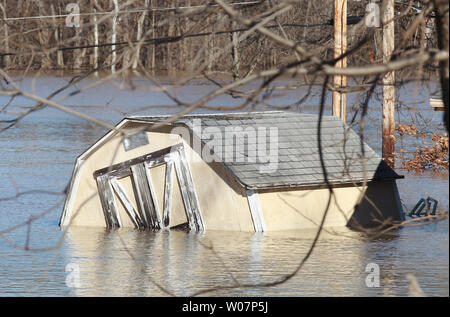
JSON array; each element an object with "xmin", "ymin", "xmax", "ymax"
[
  {"xmin": 0, "ymin": 17, "xmax": 365, "ymax": 57},
  {"xmin": 0, "ymin": 1, "xmax": 434, "ymax": 23},
  {"xmin": 0, "ymin": 19, "xmax": 352, "ymax": 57},
  {"xmin": 0, "ymin": 1, "xmax": 264, "ymax": 22}
]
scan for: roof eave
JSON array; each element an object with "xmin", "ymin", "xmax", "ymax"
[{"xmin": 247, "ymin": 175, "xmax": 404, "ymax": 192}]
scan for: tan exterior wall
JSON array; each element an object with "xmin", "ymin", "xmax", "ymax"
[
  {"xmin": 258, "ymin": 186, "xmax": 362, "ymax": 231},
  {"xmin": 258, "ymin": 181, "xmax": 403, "ymax": 231},
  {"xmin": 64, "ymin": 121, "xmax": 254, "ymax": 231}
]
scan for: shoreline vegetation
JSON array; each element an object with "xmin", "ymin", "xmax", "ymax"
[{"xmin": 397, "ymin": 123, "xmax": 449, "ymax": 172}]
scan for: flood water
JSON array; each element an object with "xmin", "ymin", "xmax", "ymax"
[{"xmin": 0, "ymin": 75, "xmax": 448, "ymax": 296}]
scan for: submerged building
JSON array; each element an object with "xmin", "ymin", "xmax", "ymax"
[{"xmin": 59, "ymin": 111, "xmax": 404, "ymax": 232}]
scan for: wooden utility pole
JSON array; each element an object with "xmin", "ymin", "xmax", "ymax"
[
  {"xmin": 382, "ymin": 0, "xmax": 396, "ymax": 168},
  {"xmin": 333, "ymin": 0, "xmax": 347, "ymax": 122},
  {"xmin": 433, "ymin": 0, "xmax": 449, "ymax": 133}
]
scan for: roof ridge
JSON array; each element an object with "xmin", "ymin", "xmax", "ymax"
[{"xmin": 128, "ymin": 111, "xmax": 337, "ymax": 122}]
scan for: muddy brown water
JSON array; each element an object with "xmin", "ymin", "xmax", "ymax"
[{"xmin": 0, "ymin": 75, "xmax": 448, "ymax": 296}]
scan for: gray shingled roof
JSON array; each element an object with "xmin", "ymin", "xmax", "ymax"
[{"xmin": 130, "ymin": 111, "xmax": 401, "ymax": 190}]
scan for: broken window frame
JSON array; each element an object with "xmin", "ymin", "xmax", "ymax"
[{"xmin": 94, "ymin": 143, "xmax": 204, "ymax": 231}]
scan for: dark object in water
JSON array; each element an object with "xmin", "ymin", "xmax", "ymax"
[{"xmin": 408, "ymin": 197, "xmax": 438, "ymax": 217}]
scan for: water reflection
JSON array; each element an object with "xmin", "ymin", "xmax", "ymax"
[{"xmin": 62, "ymin": 222, "xmax": 448, "ymax": 297}]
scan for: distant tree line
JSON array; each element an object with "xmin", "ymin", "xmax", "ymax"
[{"xmin": 0, "ymin": 0, "xmax": 440, "ymax": 77}]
